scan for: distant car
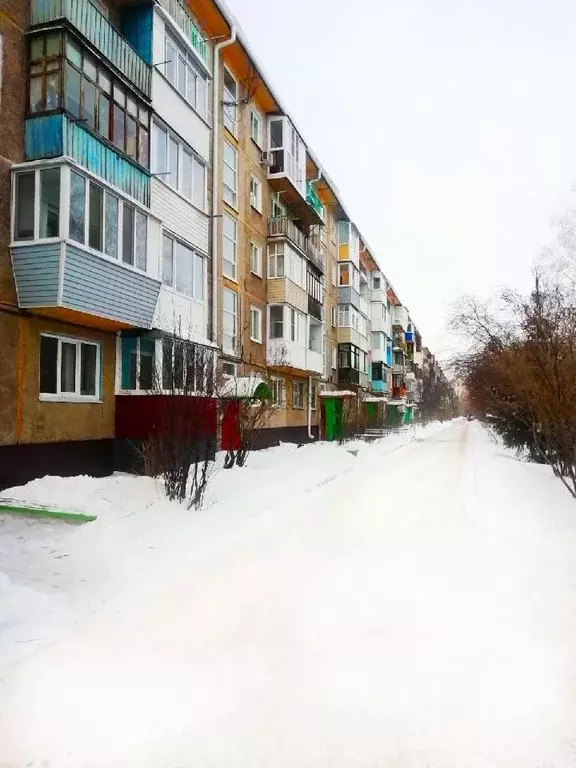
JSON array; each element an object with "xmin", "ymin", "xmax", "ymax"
[{"xmin": 466, "ymin": 415, "xmax": 474, "ymax": 421}]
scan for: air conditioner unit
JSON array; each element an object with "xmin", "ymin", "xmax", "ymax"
[{"xmin": 260, "ymin": 151, "xmax": 273, "ymax": 167}]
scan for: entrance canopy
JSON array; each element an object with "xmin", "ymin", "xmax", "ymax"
[{"xmin": 219, "ymin": 377, "xmax": 271, "ymax": 400}]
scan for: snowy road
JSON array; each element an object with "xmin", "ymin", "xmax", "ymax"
[{"xmin": 2, "ymin": 420, "xmax": 576, "ymax": 767}]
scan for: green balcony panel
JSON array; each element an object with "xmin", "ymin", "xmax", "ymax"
[
  {"xmin": 31, "ymin": 0, "xmax": 151, "ymax": 97},
  {"xmin": 306, "ymin": 181, "xmax": 323, "ymax": 217}
]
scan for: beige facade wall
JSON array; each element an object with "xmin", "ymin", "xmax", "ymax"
[
  {"xmin": 0, "ymin": 314, "xmax": 115, "ymax": 446},
  {"xmin": 216, "ymin": 53, "xmax": 269, "ymax": 377}
]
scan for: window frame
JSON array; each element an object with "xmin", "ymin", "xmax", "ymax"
[
  {"xmin": 223, "ymin": 140, "xmax": 238, "ymax": 209},
  {"xmin": 13, "ymin": 167, "xmax": 64, "ymax": 243},
  {"xmin": 222, "ymin": 213, "xmax": 237, "ymax": 281},
  {"xmin": 163, "ymin": 30, "xmax": 208, "ymax": 121},
  {"xmin": 222, "ymin": 287, "xmax": 238, "ymax": 355},
  {"xmin": 39, "ymin": 332, "xmax": 101, "ymax": 402},
  {"xmin": 271, "ymin": 376, "xmax": 285, "ymax": 407},
  {"xmin": 152, "ymin": 120, "xmax": 206, "ymax": 211},
  {"xmin": 292, "ymin": 380, "xmax": 305, "ymax": 410},
  {"xmin": 162, "ymin": 232, "xmax": 205, "ymax": 301},
  {"xmin": 120, "ymin": 335, "xmax": 156, "ymax": 392},
  {"xmin": 249, "ymin": 106, "xmax": 264, "ymax": 147},
  {"xmin": 249, "ymin": 174, "xmax": 263, "ymax": 213},
  {"xmin": 223, "ymin": 66, "xmax": 238, "ymax": 136},
  {"xmin": 249, "ymin": 305, "xmax": 263, "ymax": 344},
  {"xmin": 250, "ymin": 240, "xmax": 262, "ymax": 277},
  {"xmin": 31, "ymin": 32, "xmax": 151, "ymax": 167}
]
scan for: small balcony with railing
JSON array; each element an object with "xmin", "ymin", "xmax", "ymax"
[
  {"xmin": 268, "ymin": 116, "xmax": 323, "ymax": 228},
  {"xmin": 269, "ymin": 217, "xmax": 324, "ymax": 274},
  {"xmin": 30, "ymin": 0, "xmax": 152, "ymax": 97}
]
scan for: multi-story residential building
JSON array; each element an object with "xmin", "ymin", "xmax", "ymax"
[
  {"xmin": 0, "ymin": 0, "xmax": 219, "ymax": 486},
  {"xmin": 0, "ymin": 0, "xmax": 441, "ymax": 479}
]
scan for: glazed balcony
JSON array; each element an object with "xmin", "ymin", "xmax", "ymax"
[
  {"xmin": 269, "ymin": 217, "xmax": 324, "ymax": 274},
  {"xmin": 268, "ymin": 116, "xmax": 322, "ymax": 228},
  {"xmin": 30, "ymin": 0, "xmax": 151, "ymax": 97},
  {"xmin": 156, "ymin": 0, "xmax": 209, "ymax": 68}
]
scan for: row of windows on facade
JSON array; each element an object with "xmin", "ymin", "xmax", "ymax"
[
  {"xmin": 39, "ymin": 331, "xmax": 319, "ymax": 407},
  {"xmin": 13, "ymin": 167, "xmax": 206, "ymax": 302},
  {"xmin": 39, "ymin": 332, "xmax": 216, "ymax": 400}
]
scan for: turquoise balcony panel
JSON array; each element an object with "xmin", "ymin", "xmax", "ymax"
[
  {"xmin": 372, "ymin": 380, "xmax": 385, "ymax": 393},
  {"xmin": 12, "ymin": 242, "xmax": 161, "ymax": 329},
  {"xmin": 25, "ymin": 114, "xmax": 150, "ymax": 206},
  {"xmin": 31, "ymin": 0, "xmax": 151, "ymax": 97},
  {"xmin": 306, "ymin": 181, "xmax": 323, "ymax": 216}
]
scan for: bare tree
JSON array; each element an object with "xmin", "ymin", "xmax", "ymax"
[
  {"xmin": 452, "ymin": 276, "xmax": 576, "ymax": 498},
  {"xmin": 141, "ymin": 327, "xmax": 217, "ymax": 509}
]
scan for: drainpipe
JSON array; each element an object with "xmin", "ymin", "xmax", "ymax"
[
  {"xmin": 308, "ymin": 374, "xmax": 315, "ymax": 440},
  {"xmin": 211, "ymin": 25, "xmax": 237, "ymax": 344}
]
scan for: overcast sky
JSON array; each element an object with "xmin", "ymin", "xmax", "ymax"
[{"xmin": 225, "ymin": 0, "xmax": 576, "ymax": 359}]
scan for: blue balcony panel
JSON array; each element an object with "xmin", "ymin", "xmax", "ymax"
[
  {"xmin": 26, "ymin": 115, "xmax": 150, "ymax": 207},
  {"xmin": 12, "ymin": 242, "xmax": 161, "ymax": 329},
  {"xmin": 405, "ymin": 331, "xmax": 414, "ymax": 342},
  {"xmin": 31, "ymin": 0, "xmax": 151, "ymax": 97},
  {"xmin": 372, "ymin": 380, "xmax": 385, "ymax": 393}
]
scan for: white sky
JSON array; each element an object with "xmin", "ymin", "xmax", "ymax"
[{"xmin": 225, "ymin": 0, "xmax": 576, "ymax": 359}]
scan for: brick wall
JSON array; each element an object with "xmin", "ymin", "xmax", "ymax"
[{"xmin": 0, "ymin": 2, "xmax": 28, "ymax": 306}]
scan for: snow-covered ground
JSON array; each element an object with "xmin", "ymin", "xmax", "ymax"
[{"xmin": 1, "ymin": 419, "xmax": 576, "ymax": 767}]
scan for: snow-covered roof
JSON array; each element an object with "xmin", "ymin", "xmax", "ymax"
[
  {"xmin": 362, "ymin": 397, "xmax": 388, "ymax": 404},
  {"xmin": 318, "ymin": 390, "xmax": 356, "ymax": 398},
  {"xmin": 219, "ymin": 377, "xmax": 271, "ymax": 400}
]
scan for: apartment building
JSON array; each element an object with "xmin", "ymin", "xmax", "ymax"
[
  {"xmin": 0, "ymin": 0, "xmax": 218, "ymax": 486},
  {"xmin": 0, "ymin": 0, "xmax": 439, "ymax": 482}
]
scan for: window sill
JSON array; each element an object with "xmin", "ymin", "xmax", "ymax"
[
  {"xmin": 250, "ymin": 269, "xmax": 263, "ymax": 279},
  {"xmin": 222, "ymin": 197, "xmax": 239, "ymax": 214},
  {"xmin": 250, "ymin": 337, "xmax": 262, "ymax": 344},
  {"xmin": 222, "ymin": 272, "xmax": 239, "ymax": 285},
  {"xmin": 250, "ymin": 204, "xmax": 263, "ymax": 215},
  {"xmin": 39, "ymin": 395, "xmax": 102, "ymax": 404}
]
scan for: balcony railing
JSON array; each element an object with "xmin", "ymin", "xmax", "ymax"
[
  {"xmin": 268, "ymin": 216, "xmax": 306, "ymax": 253},
  {"xmin": 338, "ymin": 367, "xmax": 360, "ymax": 386},
  {"xmin": 393, "ymin": 364, "xmax": 405, "ymax": 374},
  {"xmin": 157, "ymin": 0, "xmax": 208, "ymax": 66},
  {"xmin": 306, "ymin": 235, "xmax": 324, "ymax": 273},
  {"xmin": 308, "ymin": 294, "xmax": 322, "ymax": 321},
  {"xmin": 31, "ymin": 0, "xmax": 151, "ymax": 97},
  {"xmin": 359, "ymin": 296, "xmax": 369, "ymax": 317},
  {"xmin": 306, "ymin": 181, "xmax": 323, "ymax": 216},
  {"xmin": 269, "ymin": 217, "xmax": 325, "ymax": 274}
]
